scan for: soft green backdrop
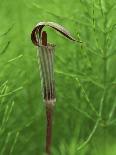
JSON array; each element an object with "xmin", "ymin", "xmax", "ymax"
[{"xmin": 0, "ymin": 0, "xmax": 116, "ymax": 155}]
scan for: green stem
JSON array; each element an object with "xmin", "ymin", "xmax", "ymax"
[{"xmin": 102, "ymin": 10, "xmax": 108, "ymax": 155}]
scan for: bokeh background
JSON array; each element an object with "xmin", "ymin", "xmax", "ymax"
[{"xmin": 0, "ymin": 0, "xmax": 116, "ymax": 155}]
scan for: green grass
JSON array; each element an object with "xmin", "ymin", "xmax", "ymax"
[{"xmin": 0, "ymin": 0, "xmax": 116, "ymax": 154}]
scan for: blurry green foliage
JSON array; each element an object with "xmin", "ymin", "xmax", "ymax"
[{"xmin": 0, "ymin": 0, "xmax": 116, "ymax": 154}]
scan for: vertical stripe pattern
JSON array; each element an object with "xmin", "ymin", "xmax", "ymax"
[{"xmin": 38, "ymin": 45, "xmax": 56, "ymax": 103}]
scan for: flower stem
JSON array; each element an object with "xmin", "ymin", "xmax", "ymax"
[{"xmin": 45, "ymin": 103, "xmax": 54, "ymax": 155}]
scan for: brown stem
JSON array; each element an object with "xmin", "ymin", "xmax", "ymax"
[
  {"xmin": 41, "ymin": 30, "xmax": 54, "ymax": 155},
  {"xmin": 46, "ymin": 104, "xmax": 53, "ymax": 155}
]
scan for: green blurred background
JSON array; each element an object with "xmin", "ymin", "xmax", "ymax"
[{"xmin": 0, "ymin": 0, "xmax": 116, "ymax": 154}]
